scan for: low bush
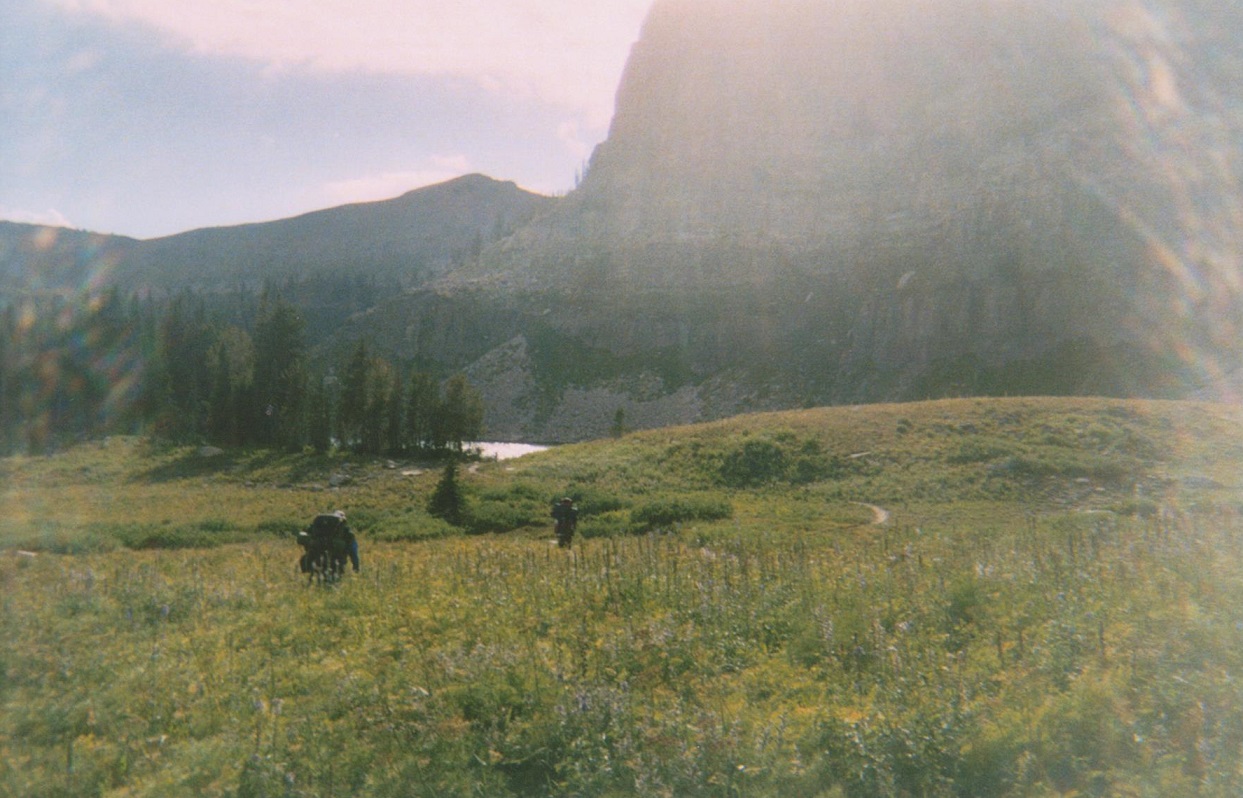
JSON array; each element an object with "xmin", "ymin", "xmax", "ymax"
[
  {"xmin": 947, "ymin": 438, "xmax": 1017, "ymax": 464},
  {"xmin": 254, "ymin": 518, "xmax": 301, "ymax": 538},
  {"xmin": 629, "ymin": 495, "xmax": 733, "ymax": 531},
  {"xmin": 563, "ymin": 486, "xmax": 626, "ymax": 516},
  {"xmin": 719, "ymin": 439, "xmax": 788, "ymax": 487},
  {"xmin": 466, "ymin": 499, "xmax": 546, "ymax": 535},
  {"xmin": 364, "ymin": 515, "xmax": 459, "ymax": 542},
  {"xmin": 717, "ymin": 436, "xmax": 852, "ymax": 487},
  {"xmin": 578, "ymin": 511, "xmax": 631, "ymax": 539},
  {"xmin": 1004, "ymin": 451, "xmax": 1138, "ymax": 483},
  {"xmin": 110, "ymin": 522, "xmax": 251, "ymax": 550}
]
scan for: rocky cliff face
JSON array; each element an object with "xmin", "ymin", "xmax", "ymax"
[
  {"xmin": 429, "ymin": 0, "xmax": 1243, "ymax": 439},
  {"xmin": 585, "ymin": 0, "xmax": 1105, "ymax": 253},
  {"xmin": 569, "ymin": 0, "xmax": 1243, "ymax": 284}
]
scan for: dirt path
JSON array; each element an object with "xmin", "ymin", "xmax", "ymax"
[{"xmin": 854, "ymin": 502, "xmax": 890, "ymax": 525}]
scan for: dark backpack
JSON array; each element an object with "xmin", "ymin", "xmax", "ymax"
[
  {"xmin": 299, "ymin": 514, "xmax": 350, "ymax": 575},
  {"xmin": 308, "ymin": 513, "xmax": 343, "ymax": 540}
]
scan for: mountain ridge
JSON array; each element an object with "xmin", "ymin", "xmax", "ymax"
[
  {"xmin": 0, "ymin": 174, "xmax": 556, "ymax": 298},
  {"xmin": 0, "ymin": 222, "xmax": 137, "ymax": 298},
  {"xmin": 114, "ymin": 173, "xmax": 557, "ymax": 291}
]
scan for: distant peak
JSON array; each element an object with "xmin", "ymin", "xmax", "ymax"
[{"xmin": 414, "ymin": 173, "xmax": 507, "ymax": 191}]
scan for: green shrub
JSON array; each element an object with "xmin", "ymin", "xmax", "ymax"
[
  {"xmin": 561, "ymin": 486, "xmax": 625, "ymax": 516},
  {"xmin": 467, "ymin": 482, "xmax": 553, "ymax": 535},
  {"xmin": 947, "ymin": 438, "xmax": 1016, "ymax": 464},
  {"xmin": 1110, "ymin": 497, "xmax": 1159, "ymax": 518},
  {"xmin": 715, "ymin": 436, "xmax": 847, "ymax": 487},
  {"xmin": 254, "ymin": 519, "xmax": 301, "ymax": 538},
  {"xmin": 466, "ymin": 500, "xmax": 545, "ymax": 535},
  {"xmin": 427, "ymin": 462, "xmax": 466, "ymax": 527},
  {"xmin": 110, "ymin": 523, "xmax": 249, "ymax": 550},
  {"xmin": 719, "ymin": 439, "xmax": 788, "ymax": 487},
  {"xmin": 339, "ymin": 506, "xmax": 384, "ymax": 532},
  {"xmin": 578, "ymin": 511, "xmax": 630, "ymax": 539},
  {"xmin": 630, "ymin": 495, "xmax": 733, "ymax": 531},
  {"xmin": 1002, "ymin": 451, "xmax": 1137, "ymax": 482},
  {"xmin": 480, "ymin": 482, "xmax": 546, "ymax": 503},
  {"xmin": 365, "ymin": 515, "xmax": 458, "ymax": 542}
]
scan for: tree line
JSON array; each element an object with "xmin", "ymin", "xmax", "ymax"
[{"xmin": 0, "ymin": 282, "xmax": 484, "ymax": 456}]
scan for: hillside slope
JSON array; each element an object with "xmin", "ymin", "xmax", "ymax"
[
  {"xmin": 2, "ymin": 397, "xmax": 1241, "ymax": 797},
  {"xmin": 3, "ymin": 396, "xmax": 1239, "ymax": 548},
  {"xmin": 0, "ymin": 222, "xmax": 137, "ymax": 298},
  {"xmin": 112, "ymin": 174, "xmax": 556, "ymax": 292}
]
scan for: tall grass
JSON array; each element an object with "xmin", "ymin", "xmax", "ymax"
[
  {"xmin": 3, "ymin": 507, "xmax": 1242, "ymax": 797},
  {"xmin": 1, "ymin": 398, "xmax": 1241, "ymax": 795}
]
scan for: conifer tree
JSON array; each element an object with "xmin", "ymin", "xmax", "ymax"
[
  {"xmin": 307, "ymin": 374, "xmax": 333, "ymax": 453},
  {"xmin": 435, "ymin": 374, "xmax": 485, "ymax": 451},
  {"xmin": 384, "ymin": 376, "xmax": 404, "ymax": 455},
  {"xmin": 337, "ymin": 340, "xmax": 402, "ymax": 454},
  {"xmin": 337, "ymin": 339, "xmax": 371, "ymax": 449},
  {"xmin": 427, "ymin": 461, "xmax": 466, "ymax": 527},
  {"xmin": 152, "ymin": 293, "xmax": 214, "ymax": 441},
  {"xmin": 361, "ymin": 357, "xmax": 395, "ymax": 455},
  {"xmin": 404, "ymin": 371, "xmax": 439, "ymax": 451},
  {"xmin": 252, "ymin": 294, "xmax": 307, "ymax": 449},
  {"xmin": 205, "ymin": 326, "xmax": 255, "ymax": 447}
]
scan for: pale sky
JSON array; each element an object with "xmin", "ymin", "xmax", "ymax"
[{"xmin": 0, "ymin": 0, "xmax": 653, "ymax": 238}]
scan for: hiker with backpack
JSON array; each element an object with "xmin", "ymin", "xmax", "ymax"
[
  {"xmin": 552, "ymin": 497, "xmax": 578, "ymax": 548},
  {"xmin": 297, "ymin": 510, "xmax": 359, "ymax": 584}
]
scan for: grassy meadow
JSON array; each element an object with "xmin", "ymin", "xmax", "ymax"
[{"xmin": 2, "ymin": 397, "xmax": 1243, "ymax": 797}]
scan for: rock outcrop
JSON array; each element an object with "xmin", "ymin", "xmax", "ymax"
[{"xmin": 436, "ymin": 0, "xmax": 1243, "ymax": 438}]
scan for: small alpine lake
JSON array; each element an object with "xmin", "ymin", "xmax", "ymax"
[{"xmin": 469, "ymin": 442, "xmax": 550, "ymax": 460}]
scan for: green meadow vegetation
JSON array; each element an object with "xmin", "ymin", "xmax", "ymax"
[{"xmin": 2, "ymin": 397, "xmax": 1242, "ymax": 797}]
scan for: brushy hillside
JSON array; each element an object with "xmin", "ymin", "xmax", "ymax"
[{"xmin": 2, "ymin": 397, "xmax": 1242, "ymax": 796}]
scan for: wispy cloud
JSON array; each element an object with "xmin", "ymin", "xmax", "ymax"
[
  {"xmin": 47, "ymin": 0, "xmax": 651, "ymax": 125},
  {"xmin": 0, "ymin": 205, "xmax": 75, "ymax": 229}
]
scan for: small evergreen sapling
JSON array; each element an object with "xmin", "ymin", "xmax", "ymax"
[{"xmin": 427, "ymin": 461, "xmax": 466, "ymax": 527}]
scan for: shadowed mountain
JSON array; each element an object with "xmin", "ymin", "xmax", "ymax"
[
  {"xmin": 111, "ymin": 174, "xmax": 556, "ymax": 292},
  {"xmin": 0, "ymin": 222, "xmax": 137, "ymax": 298},
  {"xmin": 379, "ymin": 0, "xmax": 1243, "ymax": 439}
]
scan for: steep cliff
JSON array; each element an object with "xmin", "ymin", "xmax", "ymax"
[{"xmin": 425, "ymin": 0, "xmax": 1242, "ymax": 440}]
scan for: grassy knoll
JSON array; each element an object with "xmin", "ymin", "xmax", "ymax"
[{"xmin": 2, "ymin": 397, "xmax": 1242, "ymax": 796}]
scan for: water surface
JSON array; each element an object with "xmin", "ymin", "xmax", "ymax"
[{"xmin": 470, "ymin": 442, "xmax": 550, "ymax": 460}]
